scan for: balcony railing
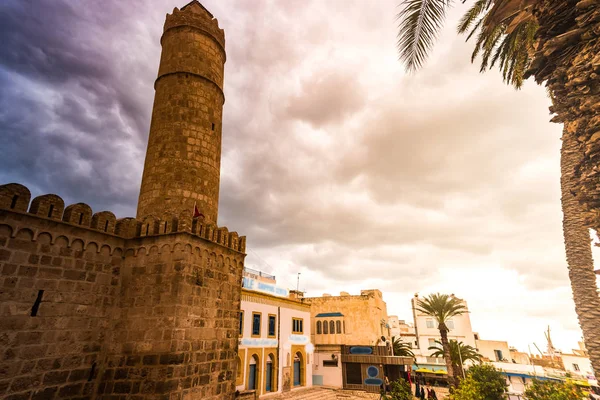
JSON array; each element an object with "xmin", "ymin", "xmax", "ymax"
[{"xmin": 243, "ymin": 267, "xmax": 276, "ymax": 281}]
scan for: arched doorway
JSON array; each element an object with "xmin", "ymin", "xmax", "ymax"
[
  {"xmin": 248, "ymin": 355, "xmax": 259, "ymax": 390},
  {"xmin": 293, "ymin": 352, "xmax": 303, "ymax": 387},
  {"xmin": 265, "ymin": 353, "xmax": 274, "ymax": 392}
]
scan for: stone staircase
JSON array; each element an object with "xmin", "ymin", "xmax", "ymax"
[{"xmin": 262, "ymin": 387, "xmax": 378, "ymax": 400}]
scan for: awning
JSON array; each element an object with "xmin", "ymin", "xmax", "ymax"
[{"xmin": 504, "ymin": 372, "xmax": 561, "ymax": 382}]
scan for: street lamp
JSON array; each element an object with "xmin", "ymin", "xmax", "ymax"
[{"xmin": 457, "ymin": 343, "xmax": 466, "ymax": 379}]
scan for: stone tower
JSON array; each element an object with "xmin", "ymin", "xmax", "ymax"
[
  {"xmin": 137, "ymin": 0, "xmax": 226, "ymax": 224},
  {"xmin": 0, "ymin": 2, "xmax": 246, "ymax": 399}
]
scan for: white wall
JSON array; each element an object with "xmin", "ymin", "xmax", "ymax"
[
  {"xmin": 412, "ymin": 296, "xmax": 477, "ymax": 356},
  {"xmin": 476, "ymin": 340, "xmax": 511, "ymax": 362},
  {"xmin": 312, "ymin": 350, "xmax": 343, "ymax": 387},
  {"xmin": 280, "ymin": 306, "xmax": 313, "ymax": 390},
  {"xmin": 562, "ymin": 354, "xmax": 594, "ymax": 378}
]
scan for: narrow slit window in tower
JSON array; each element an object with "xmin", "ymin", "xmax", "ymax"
[
  {"xmin": 164, "ymin": 222, "xmax": 168, "ymax": 233},
  {"xmin": 211, "ymin": 123, "xmax": 215, "ymax": 131},
  {"xmin": 79, "ymin": 213, "xmax": 84, "ymax": 225},
  {"xmin": 47, "ymin": 205, "xmax": 54, "ymax": 218},
  {"xmin": 10, "ymin": 195, "xmax": 19, "ymax": 209},
  {"xmin": 31, "ymin": 290, "xmax": 44, "ymax": 316},
  {"xmin": 104, "ymin": 220, "xmax": 109, "ymax": 232},
  {"xmin": 88, "ymin": 362, "xmax": 96, "ymax": 381}
]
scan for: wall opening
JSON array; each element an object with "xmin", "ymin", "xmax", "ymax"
[
  {"xmin": 104, "ymin": 220, "xmax": 109, "ymax": 232},
  {"xmin": 88, "ymin": 362, "xmax": 96, "ymax": 381},
  {"xmin": 31, "ymin": 290, "xmax": 44, "ymax": 316},
  {"xmin": 79, "ymin": 213, "xmax": 84, "ymax": 225},
  {"xmin": 211, "ymin": 123, "xmax": 215, "ymax": 131},
  {"xmin": 10, "ymin": 195, "xmax": 19, "ymax": 209},
  {"xmin": 164, "ymin": 222, "xmax": 168, "ymax": 233},
  {"xmin": 47, "ymin": 205, "xmax": 54, "ymax": 218}
]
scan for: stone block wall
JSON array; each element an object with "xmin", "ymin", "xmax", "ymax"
[
  {"xmin": 0, "ymin": 183, "xmax": 246, "ymax": 400},
  {"xmin": 136, "ymin": 2, "xmax": 227, "ymax": 224}
]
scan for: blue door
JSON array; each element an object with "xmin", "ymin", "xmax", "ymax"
[
  {"xmin": 249, "ymin": 364, "xmax": 256, "ymax": 390},
  {"xmin": 266, "ymin": 362, "xmax": 272, "ymax": 392},
  {"xmin": 293, "ymin": 360, "xmax": 301, "ymax": 386}
]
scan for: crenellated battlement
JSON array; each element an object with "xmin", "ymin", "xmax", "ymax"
[
  {"xmin": 163, "ymin": 0, "xmax": 225, "ymax": 52},
  {"xmin": 0, "ymin": 183, "xmax": 246, "ymax": 253}
]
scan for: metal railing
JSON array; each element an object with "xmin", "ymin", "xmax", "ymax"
[{"xmin": 243, "ymin": 267, "xmax": 276, "ymax": 281}]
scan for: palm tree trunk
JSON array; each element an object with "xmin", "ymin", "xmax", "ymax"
[
  {"xmin": 526, "ymin": 0, "xmax": 600, "ymax": 376},
  {"xmin": 560, "ymin": 125, "xmax": 600, "ymax": 377},
  {"xmin": 439, "ymin": 327, "xmax": 457, "ymax": 388}
]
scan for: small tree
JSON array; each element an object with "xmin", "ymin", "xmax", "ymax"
[
  {"xmin": 392, "ymin": 336, "xmax": 415, "ymax": 359},
  {"xmin": 524, "ymin": 379, "xmax": 584, "ymax": 400},
  {"xmin": 388, "ymin": 378, "xmax": 413, "ymax": 400},
  {"xmin": 449, "ymin": 376, "xmax": 484, "ymax": 400},
  {"xmin": 468, "ymin": 364, "xmax": 507, "ymax": 400},
  {"xmin": 449, "ymin": 364, "xmax": 507, "ymax": 400}
]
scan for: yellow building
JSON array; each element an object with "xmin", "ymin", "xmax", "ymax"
[{"xmin": 302, "ymin": 290, "xmax": 411, "ymax": 392}]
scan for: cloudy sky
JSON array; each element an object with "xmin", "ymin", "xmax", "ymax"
[{"xmin": 1, "ymin": 0, "xmax": 598, "ymax": 353}]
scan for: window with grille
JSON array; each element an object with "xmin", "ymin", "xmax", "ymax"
[
  {"xmin": 292, "ymin": 318, "xmax": 303, "ymax": 334},
  {"xmin": 252, "ymin": 313, "xmax": 261, "ymax": 336}
]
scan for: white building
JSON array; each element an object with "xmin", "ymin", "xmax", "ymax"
[
  {"xmin": 411, "ymin": 294, "xmax": 477, "ymax": 355},
  {"xmin": 388, "ymin": 315, "xmax": 417, "ymax": 348},
  {"xmin": 562, "ymin": 353, "xmax": 595, "ymax": 380},
  {"xmin": 476, "ymin": 339, "xmax": 511, "ymax": 362},
  {"xmin": 237, "ymin": 270, "xmax": 313, "ymax": 397}
]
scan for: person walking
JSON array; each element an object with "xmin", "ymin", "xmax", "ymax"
[
  {"xmin": 384, "ymin": 376, "xmax": 390, "ymax": 394},
  {"xmin": 419, "ymin": 386, "xmax": 425, "ymax": 400}
]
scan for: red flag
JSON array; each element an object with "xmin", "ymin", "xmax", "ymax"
[{"xmin": 193, "ymin": 202, "xmax": 202, "ymax": 218}]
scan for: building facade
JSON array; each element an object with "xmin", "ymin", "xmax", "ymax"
[
  {"xmin": 476, "ymin": 339, "xmax": 511, "ymax": 362},
  {"xmin": 388, "ymin": 315, "xmax": 417, "ymax": 348},
  {"xmin": 0, "ymin": 2, "xmax": 247, "ymax": 399},
  {"xmin": 411, "ymin": 294, "xmax": 477, "ymax": 354},
  {"xmin": 303, "ymin": 290, "xmax": 411, "ymax": 392},
  {"xmin": 237, "ymin": 273, "xmax": 313, "ymax": 397}
]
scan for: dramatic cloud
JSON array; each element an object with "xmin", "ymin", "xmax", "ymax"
[{"xmin": 1, "ymin": 0, "xmax": 597, "ymax": 352}]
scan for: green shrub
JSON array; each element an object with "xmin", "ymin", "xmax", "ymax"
[
  {"xmin": 449, "ymin": 376, "xmax": 484, "ymax": 400},
  {"xmin": 450, "ymin": 364, "xmax": 507, "ymax": 400},
  {"xmin": 388, "ymin": 378, "xmax": 413, "ymax": 400},
  {"xmin": 524, "ymin": 379, "xmax": 585, "ymax": 400}
]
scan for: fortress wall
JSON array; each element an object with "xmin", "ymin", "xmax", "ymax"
[
  {"xmin": 0, "ymin": 210, "xmax": 125, "ymax": 399},
  {"xmin": 0, "ymin": 183, "xmax": 246, "ymax": 400},
  {"xmin": 98, "ymin": 234, "xmax": 244, "ymax": 399}
]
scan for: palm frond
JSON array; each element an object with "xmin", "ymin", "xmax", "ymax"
[
  {"xmin": 457, "ymin": 0, "xmax": 492, "ymax": 34},
  {"xmin": 458, "ymin": 0, "xmax": 538, "ymax": 90},
  {"xmin": 465, "ymin": 17, "xmax": 483, "ymax": 42},
  {"xmin": 396, "ymin": 0, "xmax": 453, "ymax": 72}
]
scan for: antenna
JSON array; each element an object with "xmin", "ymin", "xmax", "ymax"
[{"xmin": 296, "ymin": 272, "xmax": 300, "ymax": 292}]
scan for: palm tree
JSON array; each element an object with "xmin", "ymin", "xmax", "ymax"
[
  {"xmin": 428, "ymin": 339, "xmax": 482, "ymax": 380},
  {"xmin": 416, "ymin": 293, "xmax": 467, "ymax": 387},
  {"xmin": 392, "ymin": 336, "xmax": 416, "ymax": 359},
  {"xmin": 396, "ymin": 0, "xmax": 600, "ymax": 376}
]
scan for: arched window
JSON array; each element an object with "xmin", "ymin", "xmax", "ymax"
[
  {"xmin": 336, "ymin": 320, "xmax": 341, "ymax": 334},
  {"xmin": 316, "ymin": 321, "xmax": 322, "ymax": 334},
  {"xmin": 330, "ymin": 321, "xmax": 335, "ymax": 334},
  {"xmin": 323, "ymin": 320, "xmax": 329, "ymax": 334}
]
